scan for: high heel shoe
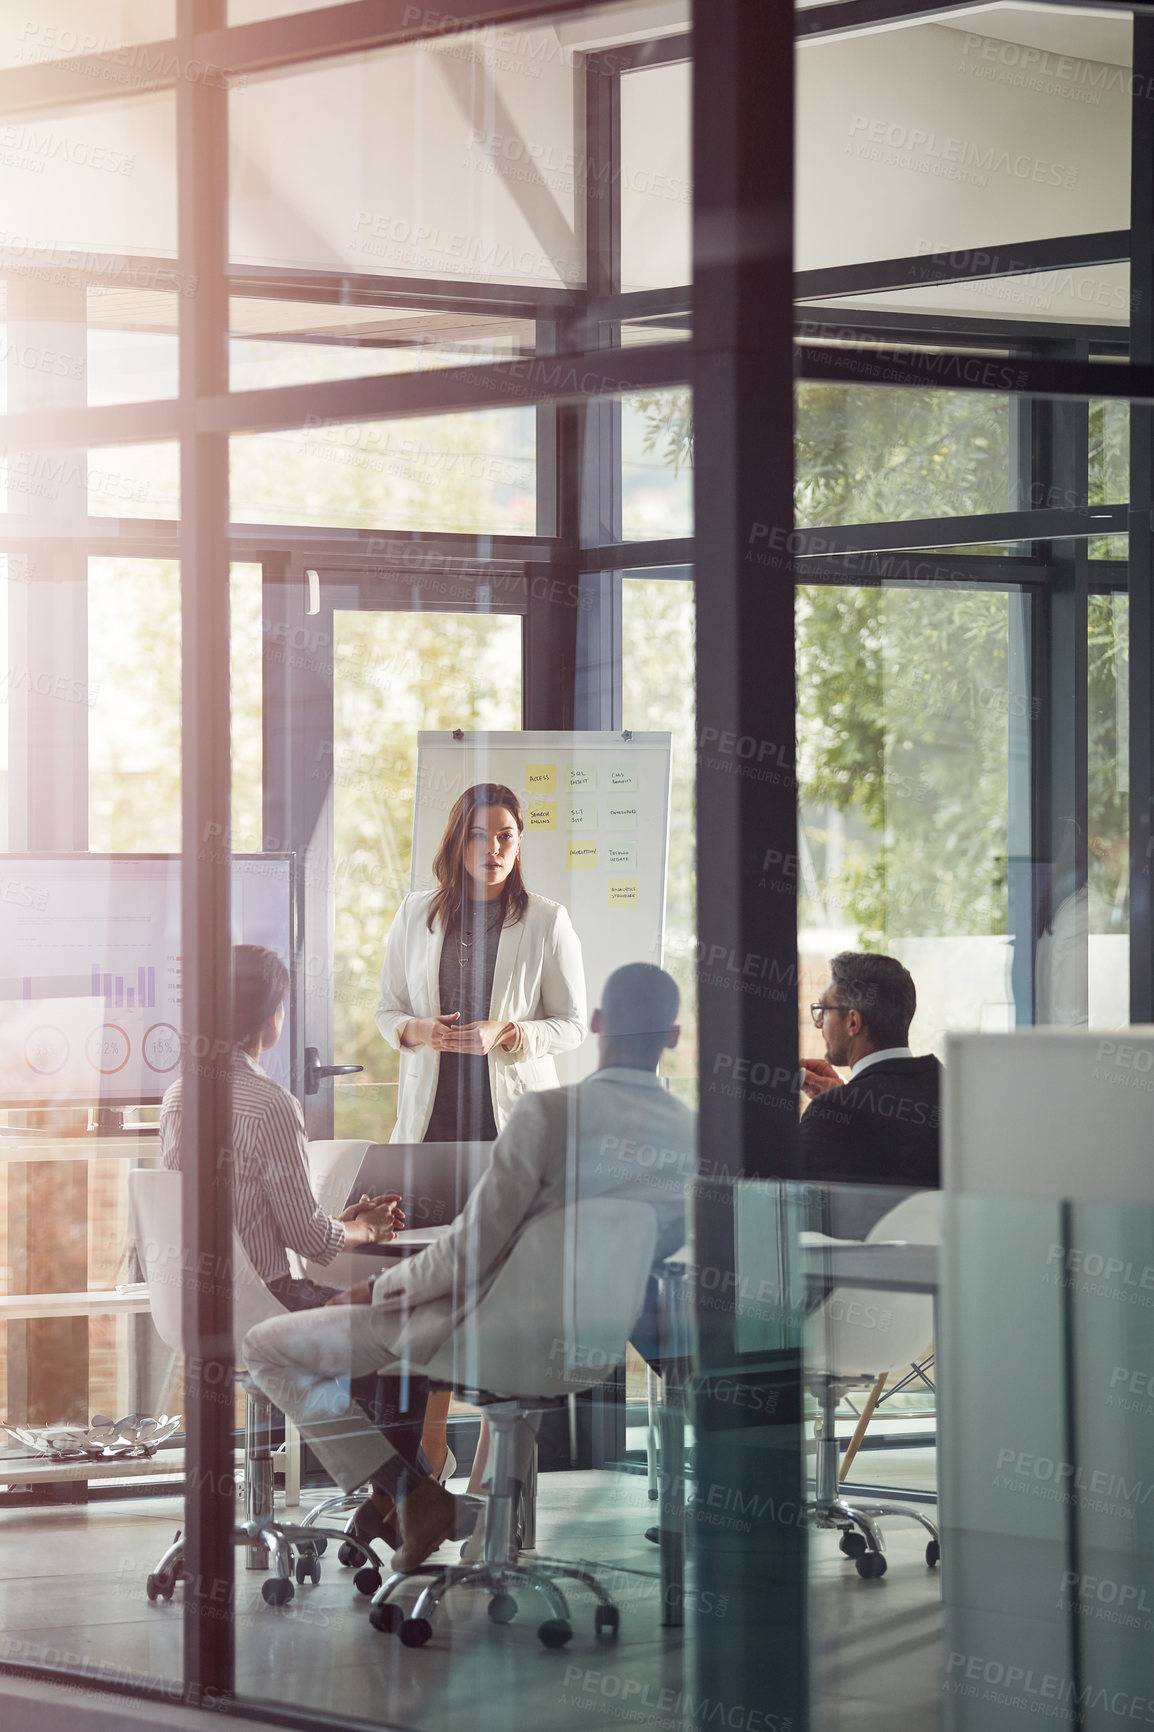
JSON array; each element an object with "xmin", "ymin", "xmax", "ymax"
[{"xmin": 437, "ymin": 1447, "xmax": 457, "ymax": 1485}]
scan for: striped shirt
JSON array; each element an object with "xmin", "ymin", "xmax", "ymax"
[{"xmin": 160, "ymin": 1047, "xmax": 345, "ymax": 1285}]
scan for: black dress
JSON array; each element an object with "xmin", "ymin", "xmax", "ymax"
[{"xmin": 422, "ymin": 898, "xmax": 506, "ymax": 1144}]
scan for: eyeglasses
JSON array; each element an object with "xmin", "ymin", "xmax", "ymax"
[{"xmin": 810, "ymin": 1002, "xmax": 843, "ymax": 1028}]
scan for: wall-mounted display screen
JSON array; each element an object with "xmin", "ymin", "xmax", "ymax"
[{"xmin": 0, "ymin": 854, "xmax": 294, "ymax": 1108}]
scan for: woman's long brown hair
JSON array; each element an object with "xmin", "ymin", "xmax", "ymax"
[{"xmin": 426, "ymin": 783, "xmax": 530, "ymax": 934}]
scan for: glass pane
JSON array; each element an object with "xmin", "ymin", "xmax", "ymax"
[
  {"xmin": 232, "ymin": 409, "xmax": 535, "ymax": 533},
  {"xmin": 88, "ymin": 557, "xmax": 181, "ymax": 852},
  {"xmin": 231, "ymin": 562, "xmax": 263, "ymax": 856},
  {"xmin": 798, "ymin": 19, "xmax": 1130, "ymax": 270},
  {"xmin": 88, "ymin": 444, "xmax": 179, "ymax": 519},
  {"xmin": 796, "ymin": 383, "xmax": 1010, "ymax": 527},
  {"xmin": 88, "ymin": 288, "xmax": 179, "ymax": 406},
  {"xmin": 620, "ymin": 59, "xmax": 691, "ymax": 291},
  {"xmin": 229, "ymin": 299, "xmax": 535, "ymax": 392},
  {"xmin": 0, "ymin": 3, "xmax": 175, "ymax": 72},
  {"xmin": 0, "ymin": 94, "xmax": 176, "ymax": 260},
  {"xmin": 623, "ymin": 387, "xmax": 692, "ymax": 539},
  {"xmin": 331, "ymin": 611, "xmax": 523, "ymax": 1141},
  {"xmin": 798, "ymin": 583, "xmax": 1013, "ymax": 1051},
  {"xmin": 622, "ymin": 574, "xmax": 696, "ymax": 1105},
  {"xmin": 1088, "ymin": 591, "xmax": 1129, "ymax": 1027},
  {"xmin": 230, "ymin": 32, "xmax": 584, "ymax": 287}
]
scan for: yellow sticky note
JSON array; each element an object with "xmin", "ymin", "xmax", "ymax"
[
  {"xmin": 567, "ymin": 840, "xmax": 598, "ymax": 871},
  {"xmin": 608, "ymin": 878, "xmax": 638, "ymax": 909},
  {"xmin": 525, "ymin": 763, "xmax": 556, "ymax": 796},
  {"xmin": 568, "ymin": 801, "xmax": 597, "ymax": 830},
  {"xmin": 567, "ymin": 764, "xmax": 596, "ymax": 793},
  {"xmin": 527, "ymin": 801, "xmax": 557, "ymax": 831}
]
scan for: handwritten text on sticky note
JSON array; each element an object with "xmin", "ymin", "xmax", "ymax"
[
  {"xmin": 567, "ymin": 841, "xmax": 598, "ymax": 871},
  {"xmin": 526, "ymin": 801, "xmax": 557, "ymax": 831}
]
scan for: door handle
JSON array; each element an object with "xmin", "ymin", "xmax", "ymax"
[{"xmin": 303, "ymin": 1046, "xmax": 364, "ymax": 1096}]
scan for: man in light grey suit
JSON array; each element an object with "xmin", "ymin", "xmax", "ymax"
[{"xmin": 244, "ymin": 962, "xmax": 694, "ymax": 1574}]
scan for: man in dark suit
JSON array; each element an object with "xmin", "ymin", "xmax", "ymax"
[{"xmin": 800, "ymin": 951, "xmax": 941, "ymax": 1238}]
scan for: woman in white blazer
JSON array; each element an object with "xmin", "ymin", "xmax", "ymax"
[
  {"xmin": 375, "ymin": 780, "xmax": 587, "ymax": 1484},
  {"xmin": 375, "ymin": 783, "xmax": 587, "ymax": 1144}
]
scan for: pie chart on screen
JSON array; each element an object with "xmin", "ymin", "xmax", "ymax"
[
  {"xmin": 86, "ymin": 1023, "xmax": 130, "ymax": 1075},
  {"xmin": 24, "ymin": 1025, "xmax": 69, "ymax": 1076}
]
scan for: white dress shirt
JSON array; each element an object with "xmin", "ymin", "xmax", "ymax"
[{"xmin": 849, "ymin": 1045, "xmax": 913, "ymax": 1080}]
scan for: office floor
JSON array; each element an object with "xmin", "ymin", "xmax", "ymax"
[{"xmin": 0, "ymin": 1455, "xmax": 942, "ymax": 1732}]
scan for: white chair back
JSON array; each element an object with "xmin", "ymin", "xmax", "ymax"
[
  {"xmin": 128, "ymin": 1168, "xmax": 288, "ymax": 1359},
  {"xmin": 294, "ymin": 1138, "xmax": 384, "ymax": 1286},
  {"xmin": 805, "ymin": 1189, "xmax": 940, "ymax": 1383},
  {"xmin": 417, "ymin": 1199, "xmax": 658, "ymax": 1402},
  {"xmin": 303, "ymin": 1139, "xmax": 372, "ymax": 1221}
]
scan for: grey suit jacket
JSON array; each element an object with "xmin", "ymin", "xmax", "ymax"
[{"xmin": 367, "ymin": 1066, "xmax": 696, "ymax": 1366}]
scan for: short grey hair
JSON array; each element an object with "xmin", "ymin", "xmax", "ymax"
[{"xmin": 829, "ymin": 952, "xmax": 915, "ymax": 1048}]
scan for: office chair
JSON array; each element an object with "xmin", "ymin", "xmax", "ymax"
[
  {"xmin": 364, "ymin": 1197, "xmax": 658, "ymax": 1649},
  {"xmin": 804, "ymin": 1189, "xmax": 941, "ymax": 1579},
  {"xmin": 128, "ymin": 1169, "xmax": 377, "ymax": 1605}
]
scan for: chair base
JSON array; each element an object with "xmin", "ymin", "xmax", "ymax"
[
  {"xmin": 367, "ymin": 1553, "xmax": 620, "ymax": 1648},
  {"xmin": 146, "ymin": 1394, "xmax": 379, "ymax": 1605},
  {"xmin": 806, "ymin": 1496, "xmax": 940, "ymax": 1579},
  {"xmin": 144, "ymin": 1514, "xmax": 375, "ymax": 1607},
  {"xmin": 368, "ymin": 1401, "xmax": 620, "ymax": 1648},
  {"xmin": 809, "ymin": 1381, "xmax": 940, "ymax": 1580}
]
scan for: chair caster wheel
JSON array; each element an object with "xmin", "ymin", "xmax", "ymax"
[
  {"xmin": 337, "ymin": 1541, "xmax": 360, "ymax": 1567},
  {"xmin": 369, "ymin": 1602, "xmax": 403, "ymax": 1633},
  {"xmin": 855, "ymin": 1553, "xmax": 887, "ymax": 1580},
  {"xmin": 488, "ymin": 1592, "xmax": 518, "ymax": 1624},
  {"xmin": 310, "ymin": 1536, "xmax": 327, "ymax": 1557},
  {"xmin": 538, "ymin": 1618, "xmax": 573, "ymax": 1648},
  {"xmin": 146, "ymin": 1572, "xmax": 174, "ymax": 1603},
  {"xmin": 925, "ymin": 1539, "xmax": 940, "ymax": 1568},
  {"xmin": 595, "ymin": 1605, "xmax": 619, "ymax": 1638},
  {"xmin": 839, "ymin": 1532, "xmax": 867, "ymax": 1558},
  {"xmin": 400, "ymin": 1616, "xmax": 433, "ymax": 1647},
  {"xmin": 262, "ymin": 1577, "xmax": 295, "ymax": 1605},
  {"xmin": 354, "ymin": 1566, "xmax": 382, "ymax": 1597},
  {"xmin": 295, "ymin": 1555, "xmax": 321, "ymax": 1586}
]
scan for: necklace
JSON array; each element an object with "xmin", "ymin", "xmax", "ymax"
[{"xmin": 456, "ymin": 900, "xmax": 505, "ymax": 969}]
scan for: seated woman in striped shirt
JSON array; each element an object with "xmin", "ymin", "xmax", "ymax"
[{"xmin": 160, "ymin": 944, "xmax": 400, "ymax": 1305}]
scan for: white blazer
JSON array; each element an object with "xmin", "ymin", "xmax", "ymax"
[{"xmin": 375, "ymin": 890, "xmax": 588, "ymax": 1143}]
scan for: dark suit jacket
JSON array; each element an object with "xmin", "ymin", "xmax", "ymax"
[{"xmin": 800, "ymin": 1054, "xmax": 942, "ymax": 1239}]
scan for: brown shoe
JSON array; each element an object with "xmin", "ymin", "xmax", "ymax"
[{"xmin": 391, "ymin": 1478, "xmax": 460, "ymax": 1573}]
